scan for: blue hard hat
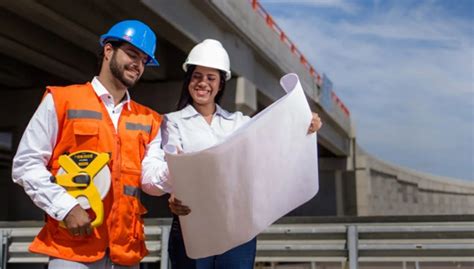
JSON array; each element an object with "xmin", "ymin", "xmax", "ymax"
[{"xmin": 100, "ymin": 20, "xmax": 159, "ymax": 66}]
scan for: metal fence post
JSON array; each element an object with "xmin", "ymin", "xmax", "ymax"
[
  {"xmin": 0, "ymin": 230, "xmax": 4, "ymax": 269},
  {"xmin": 160, "ymin": 226, "xmax": 170, "ymax": 269},
  {"xmin": 415, "ymin": 261, "xmax": 420, "ymax": 269},
  {"xmin": 347, "ymin": 225, "xmax": 358, "ymax": 269},
  {"xmin": 1, "ymin": 230, "xmax": 9, "ymax": 269}
]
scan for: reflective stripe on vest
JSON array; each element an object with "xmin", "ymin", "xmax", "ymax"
[
  {"xmin": 123, "ymin": 185, "xmax": 140, "ymax": 198},
  {"xmin": 125, "ymin": 122, "xmax": 151, "ymax": 133},
  {"xmin": 67, "ymin": 109, "xmax": 102, "ymax": 120}
]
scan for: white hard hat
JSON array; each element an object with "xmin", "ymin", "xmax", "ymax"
[{"xmin": 182, "ymin": 39, "xmax": 231, "ymax": 81}]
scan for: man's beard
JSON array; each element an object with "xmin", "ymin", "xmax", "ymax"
[{"xmin": 110, "ymin": 52, "xmax": 139, "ymax": 88}]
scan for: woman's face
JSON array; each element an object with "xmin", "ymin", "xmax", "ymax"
[{"xmin": 188, "ymin": 65, "xmax": 221, "ymax": 107}]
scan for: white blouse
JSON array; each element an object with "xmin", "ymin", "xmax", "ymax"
[
  {"xmin": 141, "ymin": 104, "xmax": 250, "ymax": 195},
  {"xmin": 161, "ymin": 104, "xmax": 250, "ymax": 153}
]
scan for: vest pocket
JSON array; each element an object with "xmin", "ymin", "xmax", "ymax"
[
  {"xmin": 113, "ymin": 182, "xmax": 147, "ymax": 243},
  {"xmin": 132, "ymin": 199, "xmax": 148, "ymax": 241},
  {"xmin": 73, "ymin": 121, "xmax": 99, "ymax": 149}
]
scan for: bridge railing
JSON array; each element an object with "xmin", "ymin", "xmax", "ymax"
[
  {"xmin": 0, "ymin": 219, "xmax": 172, "ymax": 269},
  {"xmin": 249, "ymin": 0, "xmax": 350, "ymax": 119},
  {"xmin": 256, "ymin": 222, "xmax": 474, "ymax": 267},
  {"xmin": 1, "ymin": 217, "xmax": 473, "ymax": 269}
]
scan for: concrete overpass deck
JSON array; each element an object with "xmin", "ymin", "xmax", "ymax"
[{"xmin": 0, "ymin": 0, "xmax": 472, "ymax": 222}]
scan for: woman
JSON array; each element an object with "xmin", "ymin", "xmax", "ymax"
[{"xmin": 161, "ymin": 39, "xmax": 322, "ymax": 268}]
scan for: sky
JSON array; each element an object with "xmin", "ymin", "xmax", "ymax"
[{"xmin": 259, "ymin": 0, "xmax": 474, "ymax": 181}]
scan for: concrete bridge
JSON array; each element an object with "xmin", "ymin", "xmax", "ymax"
[{"xmin": 0, "ymin": 0, "xmax": 472, "ymax": 222}]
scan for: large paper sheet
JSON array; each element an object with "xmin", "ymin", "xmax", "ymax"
[{"xmin": 165, "ymin": 73, "xmax": 319, "ymax": 258}]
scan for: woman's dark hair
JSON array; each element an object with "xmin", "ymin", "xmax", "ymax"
[
  {"xmin": 96, "ymin": 40, "xmax": 123, "ymax": 75},
  {"xmin": 176, "ymin": 64, "xmax": 227, "ymax": 111}
]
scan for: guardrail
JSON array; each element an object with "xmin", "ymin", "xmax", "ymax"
[
  {"xmin": 0, "ymin": 219, "xmax": 172, "ymax": 269},
  {"xmin": 256, "ymin": 222, "xmax": 474, "ymax": 269},
  {"xmin": 1, "ymin": 217, "xmax": 473, "ymax": 269}
]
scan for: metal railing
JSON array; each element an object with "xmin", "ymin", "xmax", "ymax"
[
  {"xmin": 0, "ymin": 219, "xmax": 171, "ymax": 268},
  {"xmin": 1, "ymin": 217, "xmax": 473, "ymax": 269},
  {"xmin": 256, "ymin": 216, "xmax": 474, "ymax": 268}
]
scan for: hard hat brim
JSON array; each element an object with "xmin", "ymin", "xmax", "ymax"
[
  {"xmin": 183, "ymin": 62, "xmax": 231, "ymax": 81},
  {"xmin": 100, "ymin": 35, "xmax": 160, "ymax": 67}
]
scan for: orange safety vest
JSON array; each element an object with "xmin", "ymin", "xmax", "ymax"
[{"xmin": 29, "ymin": 82, "xmax": 161, "ymax": 266}]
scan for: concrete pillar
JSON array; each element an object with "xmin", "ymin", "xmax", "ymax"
[
  {"xmin": 214, "ymin": 76, "xmax": 258, "ymax": 117},
  {"xmin": 220, "ymin": 76, "xmax": 257, "ymax": 116},
  {"xmin": 354, "ymin": 153, "xmax": 371, "ymax": 216},
  {"xmin": 235, "ymin": 77, "xmax": 257, "ymax": 116},
  {"xmin": 220, "ymin": 77, "xmax": 237, "ymax": 112},
  {"xmin": 335, "ymin": 170, "xmax": 344, "ymax": 216},
  {"xmin": 318, "ymin": 157, "xmax": 351, "ymax": 216}
]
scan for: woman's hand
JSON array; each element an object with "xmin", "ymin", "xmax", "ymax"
[
  {"xmin": 168, "ymin": 194, "xmax": 191, "ymax": 216},
  {"xmin": 308, "ymin": 112, "xmax": 323, "ymax": 134}
]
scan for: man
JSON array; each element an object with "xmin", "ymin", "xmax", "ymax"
[{"xmin": 12, "ymin": 20, "xmax": 168, "ymax": 268}]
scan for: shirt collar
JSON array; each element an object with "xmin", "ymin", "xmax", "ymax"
[
  {"xmin": 180, "ymin": 104, "xmax": 233, "ymax": 120},
  {"xmin": 91, "ymin": 77, "xmax": 131, "ymax": 110},
  {"xmin": 180, "ymin": 104, "xmax": 200, "ymax": 119},
  {"xmin": 215, "ymin": 104, "xmax": 234, "ymax": 120}
]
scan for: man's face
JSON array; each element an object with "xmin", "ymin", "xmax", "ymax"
[{"xmin": 108, "ymin": 43, "xmax": 148, "ymax": 88}]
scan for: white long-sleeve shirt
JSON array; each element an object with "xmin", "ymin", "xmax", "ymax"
[
  {"xmin": 12, "ymin": 77, "xmax": 169, "ymax": 221},
  {"xmin": 156, "ymin": 104, "xmax": 250, "ymax": 193}
]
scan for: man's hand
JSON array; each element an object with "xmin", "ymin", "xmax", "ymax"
[
  {"xmin": 168, "ymin": 194, "xmax": 191, "ymax": 216},
  {"xmin": 308, "ymin": 112, "xmax": 322, "ymax": 134},
  {"xmin": 64, "ymin": 204, "xmax": 92, "ymax": 236}
]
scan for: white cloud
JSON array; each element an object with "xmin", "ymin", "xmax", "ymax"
[{"xmin": 265, "ymin": 1, "xmax": 474, "ymax": 180}]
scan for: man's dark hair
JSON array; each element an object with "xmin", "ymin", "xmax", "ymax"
[{"xmin": 96, "ymin": 40, "xmax": 124, "ymax": 74}]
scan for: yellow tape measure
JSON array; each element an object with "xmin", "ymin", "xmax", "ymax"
[{"xmin": 51, "ymin": 150, "xmax": 110, "ymax": 228}]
